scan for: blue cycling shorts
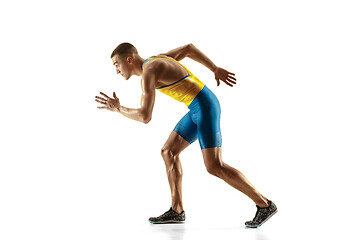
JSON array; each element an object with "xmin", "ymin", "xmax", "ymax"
[{"xmin": 173, "ymin": 85, "xmax": 222, "ymax": 149}]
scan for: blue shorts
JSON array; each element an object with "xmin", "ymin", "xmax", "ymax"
[{"xmin": 173, "ymin": 85, "xmax": 222, "ymax": 149}]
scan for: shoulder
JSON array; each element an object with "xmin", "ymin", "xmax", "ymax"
[
  {"xmin": 142, "ymin": 59, "xmax": 164, "ymax": 90},
  {"xmin": 143, "ymin": 56, "xmax": 170, "ymax": 77},
  {"xmin": 144, "ymin": 57, "xmax": 166, "ymax": 70},
  {"xmin": 144, "ymin": 55, "xmax": 177, "ymax": 67}
]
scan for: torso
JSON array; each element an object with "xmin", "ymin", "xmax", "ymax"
[
  {"xmin": 142, "ymin": 55, "xmax": 206, "ymax": 107},
  {"xmin": 143, "ymin": 55, "xmax": 189, "ymax": 88}
]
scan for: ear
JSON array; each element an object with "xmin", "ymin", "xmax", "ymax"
[{"xmin": 126, "ymin": 56, "xmax": 133, "ymax": 64}]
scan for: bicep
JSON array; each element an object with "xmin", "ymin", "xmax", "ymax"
[
  {"xmin": 141, "ymin": 88, "xmax": 155, "ymax": 112},
  {"xmin": 140, "ymin": 71, "xmax": 156, "ymax": 116}
]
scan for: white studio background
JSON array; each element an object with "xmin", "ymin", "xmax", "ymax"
[{"xmin": 1, "ymin": 0, "xmax": 359, "ymax": 240}]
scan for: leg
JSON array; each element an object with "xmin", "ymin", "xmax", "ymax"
[
  {"xmin": 202, "ymin": 147, "xmax": 270, "ymax": 208},
  {"xmin": 148, "ymin": 130, "xmax": 191, "ymax": 224},
  {"xmin": 161, "ymin": 131, "xmax": 191, "ymax": 213}
]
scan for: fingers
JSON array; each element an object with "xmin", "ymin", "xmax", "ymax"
[
  {"xmin": 226, "ymin": 70, "xmax": 236, "ymax": 81},
  {"xmin": 99, "ymin": 92, "xmax": 111, "ymax": 99},
  {"xmin": 228, "ymin": 75, "xmax": 237, "ymax": 81},
  {"xmin": 225, "ymin": 72, "xmax": 236, "ymax": 86},
  {"xmin": 227, "ymin": 79, "xmax": 237, "ymax": 85},
  {"xmin": 95, "ymin": 99, "xmax": 107, "ymax": 105},
  {"xmin": 95, "ymin": 96, "xmax": 107, "ymax": 101},
  {"xmin": 96, "ymin": 92, "xmax": 111, "ymax": 106},
  {"xmin": 216, "ymin": 78, "xmax": 236, "ymax": 87},
  {"xmin": 222, "ymin": 80, "xmax": 233, "ymax": 87},
  {"xmin": 221, "ymin": 78, "xmax": 236, "ymax": 87},
  {"xmin": 95, "ymin": 92, "xmax": 119, "ymax": 110}
]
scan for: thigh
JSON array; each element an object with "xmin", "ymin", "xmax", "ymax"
[
  {"xmin": 163, "ymin": 131, "xmax": 192, "ymax": 156},
  {"xmin": 188, "ymin": 86, "xmax": 222, "ymax": 150},
  {"xmin": 173, "ymin": 111, "xmax": 198, "ymax": 145},
  {"xmin": 201, "ymin": 147, "xmax": 223, "ymax": 170},
  {"xmin": 194, "ymin": 106, "xmax": 222, "ymax": 150}
]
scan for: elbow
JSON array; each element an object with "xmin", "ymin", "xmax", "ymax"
[
  {"xmin": 186, "ymin": 43, "xmax": 194, "ymax": 56},
  {"xmin": 141, "ymin": 113, "xmax": 152, "ymax": 124},
  {"xmin": 139, "ymin": 105, "xmax": 153, "ymax": 124},
  {"xmin": 143, "ymin": 116, "xmax": 151, "ymax": 124},
  {"xmin": 186, "ymin": 43, "xmax": 196, "ymax": 58}
]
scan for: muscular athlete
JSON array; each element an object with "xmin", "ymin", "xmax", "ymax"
[{"xmin": 95, "ymin": 43, "xmax": 277, "ymax": 228}]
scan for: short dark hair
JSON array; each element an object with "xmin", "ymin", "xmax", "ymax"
[{"xmin": 111, "ymin": 42, "xmax": 138, "ymax": 58}]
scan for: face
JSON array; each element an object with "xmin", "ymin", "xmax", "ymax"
[{"xmin": 111, "ymin": 54, "xmax": 132, "ymax": 80}]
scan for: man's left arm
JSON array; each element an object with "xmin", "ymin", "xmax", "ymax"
[{"xmin": 95, "ymin": 70, "xmax": 156, "ymax": 124}]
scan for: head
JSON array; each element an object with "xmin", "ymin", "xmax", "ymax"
[{"xmin": 111, "ymin": 42, "xmax": 142, "ymax": 80}]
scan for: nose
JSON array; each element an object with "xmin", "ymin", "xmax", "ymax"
[{"xmin": 116, "ymin": 69, "xmax": 121, "ymax": 74}]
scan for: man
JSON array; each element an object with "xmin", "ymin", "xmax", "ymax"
[{"xmin": 95, "ymin": 43, "xmax": 277, "ymax": 228}]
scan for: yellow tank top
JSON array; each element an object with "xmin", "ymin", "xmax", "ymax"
[{"xmin": 143, "ymin": 56, "xmax": 205, "ymax": 107}]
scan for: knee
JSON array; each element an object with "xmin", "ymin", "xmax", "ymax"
[
  {"xmin": 161, "ymin": 146, "xmax": 180, "ymax": 170},
  {"xmin": 161, "ymin": 145, "xmax": 179, "ymax": 162},
  {"xmin": 205, "ymin": 161, "xmax": 224, "ymax": 178},
  {"xmin": 161, "ymin": 146, "xmax": 176, "ymax": 160}
]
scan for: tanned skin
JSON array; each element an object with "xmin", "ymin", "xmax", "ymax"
[{"xmin": 95, "ymin": 44, "xmax": 270, "ymax": 213}]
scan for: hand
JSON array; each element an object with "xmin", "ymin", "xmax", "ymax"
[
  {"xmin": 214, "ymin": 67, "xmax": 237, "ymax": 87},
  {"xmin": 95, "ymin": 92, "xmax": 120, "ymax": 112}
]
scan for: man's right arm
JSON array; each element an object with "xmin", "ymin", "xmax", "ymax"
[
  {"xmin": 163, "ymin": 44, "xmax": 236, "ymax": 87},
  {"xmin": 163, "ymin": 43, "xmax": 217, "ymax": 72}
]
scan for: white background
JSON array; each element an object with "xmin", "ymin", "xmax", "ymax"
[{"xmin": 1, "ymin": 0, "xmax": 359, "ymax": 239}]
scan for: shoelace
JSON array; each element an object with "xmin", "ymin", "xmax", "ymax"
[{"xmin": 159, "ymin": 208, "xmax": 178, "ymax": 219}]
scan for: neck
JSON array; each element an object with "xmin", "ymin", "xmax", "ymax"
[{"xmin": 132, "ymin": 56, "xmax": 145, "ymax": 76}]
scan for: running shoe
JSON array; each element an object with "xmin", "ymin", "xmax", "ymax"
[
  {"xmin": 245, "ymin": 200, "xmax": 277, "ymax": 228},
  {"xmin": 149, "ymin": 207, "xmax": 186, "ymax": 224}
]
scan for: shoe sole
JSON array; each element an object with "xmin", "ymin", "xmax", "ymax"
[
  {"xmin": 149, "ymin": 220, "xmax": 185, "ymax": 224},
  {"xmin": 245, "ymin": 209, "xmax": 278, "ymax": 228}
]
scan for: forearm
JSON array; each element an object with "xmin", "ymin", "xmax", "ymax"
[
  {"xmin": 117, "ymin": 105, "xmax": 150, "ymax": 124},
  {"xmin": 187, "ymin": 44, "xmax": 218, "ymax": 72}
]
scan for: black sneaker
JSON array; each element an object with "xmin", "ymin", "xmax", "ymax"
[
  {"xmin": 245, "ymin": 201, "xmax": 277, "ymax": 228},
  {"xmin": 149, "ymin": 208, "xmax": 186, "ymax": 224}
]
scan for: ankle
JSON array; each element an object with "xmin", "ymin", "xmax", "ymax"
[
  {"xmin": 172, "ymin": 205, "xmax": 184, "ymax": 213},
  {"xmin": 256, "ymin": 199, "xmax": 270, "ymax": 208}
]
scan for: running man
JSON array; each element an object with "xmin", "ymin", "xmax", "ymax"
[{"xmin": 95, "ymin": 43, "xmax": 277, "ymax": 228}]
